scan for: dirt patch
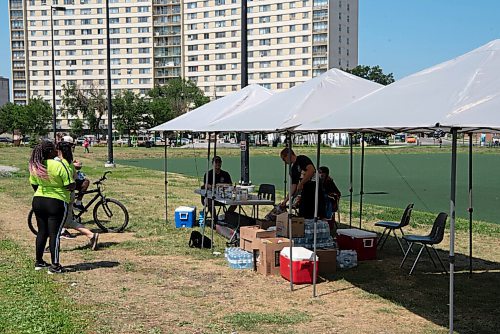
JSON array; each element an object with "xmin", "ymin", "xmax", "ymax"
[{"xmin": 0, "ymin": 195, "xmax": 446, "ymax": 334}]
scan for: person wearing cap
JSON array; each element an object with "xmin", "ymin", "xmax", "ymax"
[
  {"xmin": 202, "ymin": 156, "xmax": 236, "ymax": 213},
  {"xmin": 279, "ymin": 148, "xmax": 325, "ymax": 219},
  {"xmin": 61, "ymin": 135, "xmax": 89, "ymax": 211}
]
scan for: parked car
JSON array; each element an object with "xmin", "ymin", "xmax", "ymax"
[
  {"xmin": 406, "ymin": 136, "xmax": 417, "ymax": 144},
  {"xmin": 0, "ymin": 137, "xmax": 13, "ymax": 143},
  {"xmin": 75, "ymin": 137, "xmax": 85, "ymax": 145}
]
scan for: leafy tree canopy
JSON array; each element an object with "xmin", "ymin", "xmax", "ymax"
[{"xmin": 345, "ymin": 65, "xmax": 395, "ymax": 85}]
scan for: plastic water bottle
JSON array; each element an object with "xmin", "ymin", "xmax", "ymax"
[{"xmin": 198, "ymin": 211, "xmax": 204, "ymax": 228}]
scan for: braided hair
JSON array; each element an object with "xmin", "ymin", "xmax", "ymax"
[
  {"xmin": 29, "ymin": 140, "xmax": 56, "ymax": 180},
  {"xmin": 56, "ymin": 141, "xmax": 74, "ymax": 164}
]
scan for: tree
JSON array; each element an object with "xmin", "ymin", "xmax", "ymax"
[
  {"xmin": 345, "ymin": 65, "xmax": 395, "ymax": 85},
  {"xmin": 70, "ymin": 118, "xmax": 84, "ymax": 138},
  {"xmin": 0, "ymin": 98, "xmax": 51, "ymax": 139},
  {"xmin": 61, "ymin": 83, "xmax": 107, "ymax": 137},
  {"xmin": 146, "ymin": 77, "xmax": 209, "ymax": 128},
  {"xmin": 113, "ymin": 90, "xmax": 144, "ymax": 146}
]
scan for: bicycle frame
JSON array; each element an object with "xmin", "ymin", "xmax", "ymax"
[{"xmin": 73, "ymin": 185, "xmax": 106, "ymax": 219}]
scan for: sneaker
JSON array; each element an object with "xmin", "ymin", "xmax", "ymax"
[
  {"xmin": 90, "ymin": 233, "xmax": 99, "ymax": 251},
  {"xmin": 73, "ymin": 203, "xmax": 85, "ymax": 211},
  {"xmin": 60, "ymin": 230, "xmax": 75, "ymax": 240},
  {"xmin": 48, "ymin": 264, "xmax": 65, "ymax": 274},
  {"xmin": 35, "ymin": 261, "xmax": 50, "ymax": 271}
]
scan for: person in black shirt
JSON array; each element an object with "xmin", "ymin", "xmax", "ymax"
[
  {"xmin": 279, "ymin": 148, "xmax": 325, "ymax": 219},
  {"xmin": 202, "ymin": 156, "xmax": 236, "ymax": 213}
]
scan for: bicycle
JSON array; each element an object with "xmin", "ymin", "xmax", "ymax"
[{"xmin": 28, "ymin": 171, "xmax": 129, "ymax": 234}]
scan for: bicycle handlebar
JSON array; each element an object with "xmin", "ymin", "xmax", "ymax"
[{"xmin": 93, "ymin": 171, "xmax": 112, "ymax": 185}]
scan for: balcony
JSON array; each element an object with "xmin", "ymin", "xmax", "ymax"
[{"xmin": 312, "ymin": 40, "xmax": 328, "ymax": 46}]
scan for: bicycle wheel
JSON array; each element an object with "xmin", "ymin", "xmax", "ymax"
[
  {"xmin": 93, "ymin": 198, "xmax": 129, "ymax": 233},
  {"xmin": 27, "ymin": 209, "xmax": 38, "ymax": 235}
]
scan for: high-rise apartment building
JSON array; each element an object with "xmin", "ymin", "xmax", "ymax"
[
  {"xmin": 183, "ymin": 0, "xmax": 357, "ymax": 96},
  {"xmin": 9, "ymin": 0, "xmax": 357, "ymax": 127},
  {"xmin": 0, "ymin": 77, "xmax": 10, "ymax": 106}
]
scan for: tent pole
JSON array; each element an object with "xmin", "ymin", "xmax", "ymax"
[
  {"xmin": 468, "ymin": 133, "xmax": 473, "ymax": 276},
  {"xmin": 287, "ymin": 132, "xmax": 294, "ymax": 291},
  {"xmin": 284, "ymin": 135, "xmax": 288, "ymax": 200},
  {"xmin": 349, "ymin": 133, "xmax": 353, "ymax": 227},
  {"xmin": 211, "ymin": 132, "xmax": 218, "ymax": 251},
  {"xmin": 313, "ymin": 132, "xmax": 321, "ymax": 298},
  {"xmin": 163, "ymin": 131, "xmax": 168, "ymax": 225},
  {"xmin": 201, "ymin": 134, "xmax": 212, "ymax": 248},
  {"xmin": 359, "ymin": 133, "xmax": 365, "ymax": 229},
  {"xmin": 449, "ymin": 128, "xmax": 458, "ymax": 334}
]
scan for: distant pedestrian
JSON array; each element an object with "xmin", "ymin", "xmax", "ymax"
[{"xmin": 83, "ymin": 138, "xmax": 90, "ymax": 153}]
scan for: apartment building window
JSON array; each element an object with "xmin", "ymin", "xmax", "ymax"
[
  {"xmin": 81, "ymin": 29, "xmax": 92, "ymax": 35},
  {"xmin": 81, "ymin": 9, "xmax": 92, "ymax": 15},
  {"xmin": 83, "ymin": 69, "xmax": 93, "ymax": 75},
  {"xmin": 260, "ymin": 61, "xmax": 271, "ymax": 68},
  {"xmin": 125, "ymin": 7, "xmax": 131, "ymax": 13},
  {"xmin": 347, "ymin": 15, "xmax": 350, "ymax": 23},
  {"xmin": 259, "ymin": 5, "xmax": 270, "ymax": 12},
  {"xmin": 215, "ymin": 32, "xmax": 226, "ymax": 38},
  {"xmin": 188, "ymin": 13, "xmax": 197, "ymax": 19},
  {"xmin": 215, "ymin": 54, "xmax": 226, "ymax": 60},
  {"xmin": 204, "ymin": 65, "xmax": 210, "ymax": 71},
  {"xmin": 277, "ymin": 15, "xmax": 283, "ymax": 22},
  {"xmin": 290, "ymin": 13, "xmax": 296, "ymax": 19},
  {"xmin": 126, "ymin": 59, "xmax": 133, "ymax": 64},
  {"xmin": 112, "ymin": 79, "xmax": 120, "ymax": 85},
  {"xmin": 259, "ymin": 16, "xmax": 270, "ymax": 23},
  {"xmin": 290, "ymin": 37, "xmax": 295, "ymax": 43},
  {"xmin": 139, "ymin": 68, "xmax": 150, "ymax": 74},
  {"xmin": 339, "ymin": 36, "xmax": 341, "ymax": 43},
  {"xmin": 66, "ymin": 60, "xmax": 76, "ymax": 66},
  {"xmin": 231, "ymin": 20, "xmax": 238, "ymax": 26},
  {"xmin": 66, "ymin": 30, "xmax": 75, "ymax": 36},
  {"xmin": 110, "ymin": 28, "xmax": 120, "ymax": 34},
  {"xmin": 347, "ymin": 49, "xmax": 350, "ymax": 56},
  {"xmin": 215, "ymin": 0, "xmax": 225, "ymax": 5},
  {"xmin": 83, "ymin": 60, "xmax": 92, "ymax": 65},
  {"xmin": 188, "ymin": 55, "xmax": 198, "ymax": 61},
  {"xmin": 290, "ymin": 60, "xmax": 296, "ymax": 66},
  {"xmin": 81, "ymin": 19, "xmax": 91, "ymax": 25},
  {"xmin": 188, "ymin": 45, "xmax": 198, "ymax": 51},
  {"xmin": 289, "ymin": 48, "xmax": 296, "ymax": 55},
  {"xmin": 215, "ymin": 21, "xmax": 226, "ymax": 28},
  {"xmin": 82, "ymin": 50, "xmax": 93, "ymax": 55},
  {"xmin": 215, "ymin": 64, "xmax": 226, "ymax": 70},
  {"xmin": 187, "ymin": 2, "xmax": 197, "ymax": 9},
  {"xmin": 231, "ymin": 8, "xmax": 238, "ymax": 15},
  {"xmin": 339, "ymin": 24, "xmax": 342, "ymax": 32},
  {"xmin": 138, "ymin": 27, "xmax": 149, "ymax": 33},
  {"xmin": 303, "ymin": 12, "xmax": 309, "ymax": 18},
  {"xmin": 126, "ymin": 18, "xmax": 132, "ymax": 23},
  {"xmin": 277, "ymin": 49, "xmax": 283, "ymax": 56},
  {"xmin": 290, "ymin": 2, "xmax": 296, "ymax": 8},
  {"xmin": 66, "ymin": 50, "xmax": 76, "ymax": 56},
  {"xmin": 64, "ymin": 19, "xmax": 75, "ymax": 25},
  {"xmin": 277, "ymin": 83, "xmax": 283, "ymax": 89},
  {"xmin": 347, "ymin": 26, "xmax": 350, "ymax": 34},
  {"xmin": 110, "ymin": 38, "xmax": 120, "ymax": 44},
  {"xmin": 347, "ymin": 38, "xmax": 350, "ymax": 45},
  {"xmin": 259, "ymin": 39, "xmax": 271, "ymax": 46},
  {"xmin": 260, "ymin": 73, "xmax": 270, "ymax": 79},
  {"xmin": 138, "ymin": 6, "xmax": 149, "ymax": 13},
  {"xmin": 232, "ymin": 42, "xmax": 238, "ymax": 47},
  {"xmin": 111, "ymin": 49, "xmax": 120, "ymax": 55},
  {"xmin": 302, "ymin": 24, "xmax": 309, "ymax": 30},
  {"xmin": 302, "ymin": 70, "xmax": 308, "ymax": 76},
  {"xmin": 66, "ymin": 70, "xmax": 76, "ymax": 75},
  {"xmin": 109, "ymin": 8, "xmax": 119, "ymax": 14},
  {"xmin": 277, "ymin": 3, "xmax": 283, "ymax": 10},
  {"xmin": 81, "ymin": 39, "xmax": 91, "ymax": 45},
  {"xmin": 232, "ymin": 74, "xmax": 238, "ymax": 80},
  {"xmin": 204, "ymin": 44, "xmax": 210, "ymax": 50},
  {"xmin": 138, "ymin": 48, "xmax": 150, "ymax": 54},
  {"xmin": 215, "ymin": 10, "xmax": 225, "ymax": 16},
  {"xmin": 302, "ymin": 47, "xmax": 308, "ymax": 53},
  {"xmin": 216, "ymin": 75, "xmax": 225, "ymax": 81},
  {"xmin": 32, "ymin": 70, "xmax": 38, "ymax": 76},
  {"xmin": 204, "ymin": 54, "xmax": 210, "ymax": 61},
  {"xmin": 303, "ymin": 35, "xmax": 309, "ymax": 42},
  {"xmin": 259, "ymin": 28, "xmax": 271, "ymax": 35},
  {"xmin": 277, "ymin": 37, "xmax": 284, "ymax": 44},
  {"xmin": 110, "ymin": 18, "xmax": 119, "ymax": 24}
]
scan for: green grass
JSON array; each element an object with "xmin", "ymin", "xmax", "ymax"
[
  {"xmin": 0, "ymin": 239, "xmax": 85, "ymax": 334},
  {"xmin": 223, "ymin": 311, "xmax": 310, "ymax": 331}
]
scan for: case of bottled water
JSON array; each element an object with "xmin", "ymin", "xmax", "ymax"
[{"xmin": 225, "ymin": 247, "xmax": 254, "ymax": 269}]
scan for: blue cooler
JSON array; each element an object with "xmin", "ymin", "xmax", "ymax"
[{"xmin": 174, "ymin": 206, "xmax": 196, "ymax": 228}]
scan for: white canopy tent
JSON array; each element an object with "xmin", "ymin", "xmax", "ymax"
[
  {"xmin": 297, "ymin": 39, "xmax": 500, "ymax": 333},
  {"xmin": 150, "ymin": 84, "xmax": 273, "ymax": 132},
  {"xmin": 202, "ymin": 68, "xmax": 383, "ymax": 132},
  {"xmin": 297, "ymin": 40, "xmax": 500, "ymax": 133}
]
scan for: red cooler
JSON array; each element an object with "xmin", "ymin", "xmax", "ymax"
[
  {"xmin": 280, "ymin": 247, "xmax": 319, "ymax": 284},
  {"xmin": 336, "ymin": 228, "xmax": 377, "ymax": 260}
]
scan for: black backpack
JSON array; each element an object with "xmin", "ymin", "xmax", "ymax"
[{"xmin": 188, "ymin": 231, "xmax": 212, "ymax": 249}]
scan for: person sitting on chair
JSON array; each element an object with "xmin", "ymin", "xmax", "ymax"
[
  {"xmin": 201, "ymin": 156, "xmax": 236, "ymax": 214},
  {"xmin": 279, "ymin": 148, "xmax": 325, "ymax": 219},
  {"xmin": 319, "ymin": 166, "xmax": 341, "ymax": 222}
]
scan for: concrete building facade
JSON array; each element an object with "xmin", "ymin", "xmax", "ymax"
[
  {"xmin": 9, "ymin": 0, "xmax": 358, "ymax": 127},
  {"xmin": 0, "ymin": 77, "xmax": 10, "ymax": 107}
]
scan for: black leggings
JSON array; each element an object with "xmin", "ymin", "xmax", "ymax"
[{"xmin": 32, "ymin": 196, "xmax": 68, "ymax": 265}]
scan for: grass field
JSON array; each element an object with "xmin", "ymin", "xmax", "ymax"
[
  {"xmin": 0, "ymin": 145, "xmax": 499, "ymax": 334},
  {"xmin": 118, "ymin": 149, "xmax": 500, "ymax": 224}
]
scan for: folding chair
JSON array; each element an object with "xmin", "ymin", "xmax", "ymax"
[
  {"xmin": 375, "ymin": 203, "xmax": 414, "ymax": 254},
  {"xmin": 252, "ymin": 184, "xmax": 275, "ymax": 218},
  {"xmin": 400, "ymin": 212, "xmax": 448, "ymax": 275}
]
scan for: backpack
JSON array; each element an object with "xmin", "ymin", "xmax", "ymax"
[{"xmin": 188, "ymin": 230, "xmax": 212, "ymax": 249}]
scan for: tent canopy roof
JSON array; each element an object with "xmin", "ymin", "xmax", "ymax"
[
  {"xmin": 149, "ymin": 84, "xmax": 273, "ymax": 132},
  {"xmin": 297, "ymin": 39, "xmax": 500, "ymax": 134},
  {"xmin": 202, "ymin": 68, "xmax": 383, "ymax": 133}
]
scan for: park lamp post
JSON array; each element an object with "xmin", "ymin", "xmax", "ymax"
[{"xmin": 50, "ymin": 5, "xmax": 66, "ymax": 141}]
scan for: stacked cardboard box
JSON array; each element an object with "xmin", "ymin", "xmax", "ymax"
[
  {"xmin": 239, "ymin": 226, "xmax": 276, "ymax": 252},
  {"xmin": 255, "ymin": 237, "xmax": 291, "ymax": 276},
  {"xmin": 275, "ymin": 212, "xmax": 305, "ymax": 238}
]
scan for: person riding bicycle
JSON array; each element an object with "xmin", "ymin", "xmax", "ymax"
[{"xmin": 56, "ymin": 141, "xmax": 99, "ymax": 250}]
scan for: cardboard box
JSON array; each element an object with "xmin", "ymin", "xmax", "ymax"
[
  {"xmin": 256, "ymin": 219, "xmax": 276, "ymax": 230},
  {"xmin": 239, "ymin": 226, "xmax": 276, "ymax": 252},
  {"xmin": 316, "ymin": 248, "xmax": 337, "ymax": 275},
  {"xmin": 256, "ymin": 237, "xmax": 291, "ymax": 276},
  {"xmin": 276, "ymin": 212, "xmax": 305, "ymax": 238}
]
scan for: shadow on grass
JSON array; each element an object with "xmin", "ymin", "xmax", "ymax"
[
  {"xmin": 66, "ymin": 241, "xmax": 120, "ymax": 251},
  {"xmin": 65, "ymin": 261, "xmax": 120, "ymax": 272},
  {"xmin": 335, "ymin": 233, "xmax": 500, "ymax": 334}
]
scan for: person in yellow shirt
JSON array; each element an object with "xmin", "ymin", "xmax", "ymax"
[{"xmin": 29, "ymin": 140, "xmax": 74, "ymax": 274}]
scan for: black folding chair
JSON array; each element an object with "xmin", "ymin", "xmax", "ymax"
[
  {"xmin": 400, "ymin": 212, "xmax": 448, "ymax": 275},
  {"xmin": 375, "ymin": 203, "xmax": 414, "ymax": 254},
  {"xmin": 253, "ymin": 184, "xmax": 275, "ymax": 218}
]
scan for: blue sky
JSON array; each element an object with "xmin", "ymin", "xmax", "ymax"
[{"xmin": 1, "ymin": 0, "xmax": 499, "ymax": 86}]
